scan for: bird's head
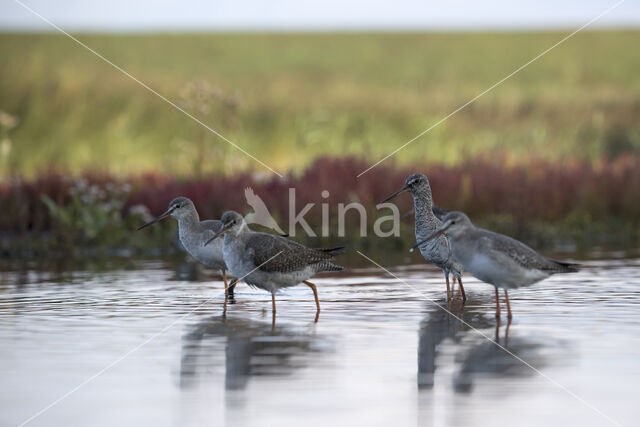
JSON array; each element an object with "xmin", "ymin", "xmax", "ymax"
[
  {"xmin": 380, "ymin": 173, "xmax": 431, "ymax": 203},
  {"xmin": 137, "ymin": 196, "xmax": 195, "ymax": 230},
  {"xmin": 204, "ymin": 210, "xmax": 246, "ymax": 246}
]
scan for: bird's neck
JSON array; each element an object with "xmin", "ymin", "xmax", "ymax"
[
  {"xmin": 412, "ymin": 188, "xmax": 433, "ymax": 210},
  {"xmin": 176, "ymin": 210, "xmax": 201, "ymax": 244},
  {"xmin": 411, "ymin": 188, "xmax": 439, "ymax": 236},
  {"xmin": 224, "ymin": 224, "xmax": 251, "ymax": 246},
  {"xmin": 412, "ymin": 186, "xmax": 436, "ymax": 216}
]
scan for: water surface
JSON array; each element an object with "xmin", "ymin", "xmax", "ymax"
[{"xmin": 1, "ymin": 257, "xmax": 639, "ymax": 426}]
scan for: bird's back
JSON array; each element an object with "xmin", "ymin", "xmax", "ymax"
[
  {"xmin": 200, "ymin": 219, "xmax": 224, "ymax": 234},
  {"xmin": 246, "ymin": 233, "xmax": 344, "ymax": 274},
  {"xmin": 482, "ymin": 230, "xmax": 577, "ymax": 274},
  {"xmin": 452, "ymin": 227, "xmax": 577, "ymax": 288},
  {"xmin": 431, "ymin": 205, "xmax": 449, "ymax": 221}
]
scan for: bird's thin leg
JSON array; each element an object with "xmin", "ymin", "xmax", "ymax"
[
  {"xmin": 504, "ymin": 289, "xmax": 513, "ymax": 320},
  {"xmin": 271, "ymin": 293, "xmax": 277, "ymax": 324},
  {"xmin": 458, "ymin": 276, "xmax": 467, "ymax": 302},
  {"xmin": 227, "ymin": 275, "xmax": 237, "ymax": 299},
  {"xmin": 227, "ymin": 280, "xmax": 238, "ymax": 301},
  {"xmin": 495, "ymin": 287, "xmax": 501, "ymax": 318},
  {"xmin": 303, "ymin": 280, "xmax": 321, "ymax": 323},
  {"xmin": 445, "ymin": 274, "xmax": 451, "ymax": 301}
]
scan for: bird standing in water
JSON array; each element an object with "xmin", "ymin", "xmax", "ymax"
[
  {"xmin": 205, "ymin": 211, "xmax": 344, "ymax": 322},
  {"xmin": 137, "ymin": 197, "xmax": 235, "ymax": 297},
  {"xmin": 381, "ymin": 174, "xmax": 466, "ymax": 301},
  {"xmin": 412, "ymin": 211, "xmax": 579, "ymax": 319}
]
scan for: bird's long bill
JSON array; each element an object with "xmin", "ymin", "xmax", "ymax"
[
  {"xmin": 380, "ymin": 184, "xmax": 409, "ymax": 204},
  {"xmin": 410, "ymin": 222, "xmax": 452, "ymax": 252},
  {"xmin": 204, "ymin": 223, "xmax": 233, "ymax": 246},
  {"xmin": 137, "ymin": 207, "xmax": 175, "ymax": 230}
]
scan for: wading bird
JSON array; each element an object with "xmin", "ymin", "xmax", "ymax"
[
  {"xmin": 205, "ymin": 211, "xmax": 344, "ymax": 322},
  {"xmin": 381, "ymin": 174, "xmax": 466, "ymax": 301},
  {"xmin": 137, "ymin": 197, "xmax": 235, "ymax": 297},
  {"xmin": 412, "ymin": 211, "xmax": 579, "ymax": 319}
]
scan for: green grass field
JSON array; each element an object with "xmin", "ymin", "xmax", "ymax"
[{"xmin": 1, "ymin": 31, "xmax": 639, "ymax": 176}]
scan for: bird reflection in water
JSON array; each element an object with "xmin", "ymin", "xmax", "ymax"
[
  {"xmin": 418, "ymin": 295, "xmax": 551, "ymax": 393},
  {"xmin": 180, "ymin": 315, "xmax": 324, "ymax": 391}
]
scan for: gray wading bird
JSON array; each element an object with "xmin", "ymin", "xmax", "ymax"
[
  {"xmin": 382, "ymin": 174, "xmax": 466, "ymax": 301},
  {"xmin": 138, "ymin": 197, "xmax": 235, "ymax": 296},
  {"xmin": 205, "ymin": 211, "xmax": 344, "ymax": 322},
  {"xmin": 412, "ymin": 211, "xmax": 579, "ymax": 319}
]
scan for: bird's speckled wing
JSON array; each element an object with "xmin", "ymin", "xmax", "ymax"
[
  {"xmin": 247, "ymin": 233, "xmax": 342, "ymax": 273},
  {"xmin": 479, "ymin": 230, "xmax": 574, "ymax": 273}
]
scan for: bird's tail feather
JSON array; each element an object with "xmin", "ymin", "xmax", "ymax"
[
  {"xmin": 316, "ymin": 246, "xmax": 346, "ymax": 256},
  {"xmin": 551, "ymin": 259, "xmax": 580, "ymax": 272},
  {"xmin": 319, "ymin": 261, "xmax": 344, "ymax": 272}
]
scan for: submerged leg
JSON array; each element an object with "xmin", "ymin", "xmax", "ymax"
[
  {"xmin": 303, "ymin": 280, "xmax": 321, "ymax": 323},
  {"xmin": 223, "ymin": 291, "xmax": 228, "ymax": 318},
  {"xmin": 494, "ymin": 287, "xmax": 501, "ymax": 318},
  {"xmin": 457, "ymin": 276, "xmax": 467, "ymax": 302},
  {"xmin": 504, "ymin": 289, "xmax": 513, "ymax": 320}
]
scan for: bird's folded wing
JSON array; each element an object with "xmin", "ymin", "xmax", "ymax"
[
  {"xmin": 248, "ymin": 233, "xmax": 333, "ymax": 273},
  {"xmin": 484, "ymin": 231, "xmax": 562, "ymax": 272}
]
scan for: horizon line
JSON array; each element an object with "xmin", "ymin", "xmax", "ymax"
[{"xmin": 0, "ymin": 24, "xmax": 639, "ymax": 35}]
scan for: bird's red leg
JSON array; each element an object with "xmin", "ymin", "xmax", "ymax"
[
  {"xmin": 495, "ymin": 287, "xmax": 501, "ymax": 318},
  {"xmin": 303, "ymin": 280, "xmax": 321, "ymax": 323},
  {"xmin": 504, "ymin": 289, "xmax": 513, "ymax": 320},
  {"xmin": 222, "ymin": 270, "xmax": 228, "ymax": 296},
  {"xmin": 445, "ymin": 275, "xmax": 451, "ymax": 301}
]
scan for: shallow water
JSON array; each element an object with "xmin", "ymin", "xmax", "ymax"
[{"xmin": 1, "ymin": 257, "xmax": 639, "ymax": 427}]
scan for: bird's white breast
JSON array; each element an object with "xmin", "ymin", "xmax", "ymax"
[
  {"xmin": 223, "ymin": 239, "xmax": 253, "ymax": 279},
  {"xmin": 463, "ymin": 251, "xmax": 549, "ymax": 288}
]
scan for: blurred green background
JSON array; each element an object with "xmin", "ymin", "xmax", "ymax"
[
  {"xmin": 1, "ymin": 31, "xmax": 639, "ymax": 177},
  {"xmin": 1, "ymin": 30, "xmax": 640, "ymax": 260}
]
